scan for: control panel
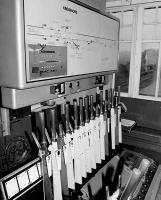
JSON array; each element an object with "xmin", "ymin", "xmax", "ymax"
[{"xmin": 0, "ymin": 0, "xmax": 119, "ymax": 89}]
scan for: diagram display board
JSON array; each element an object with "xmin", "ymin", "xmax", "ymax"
[
  {"xmin": 0, "ymin": 0, "xmax": 119, "ymax": 88},
  {"xmin": 24, "ymin": 0, "xmax": 119, "ymax": 82}
]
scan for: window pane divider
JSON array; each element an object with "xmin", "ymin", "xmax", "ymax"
[
  {"xmin": 155, "ymin": 42, "xmax": 161, "ymax": 97},
  {"xmin": 128, "ymin": 7, "xmax": 137, "ymax": 97},
  {"xmin": 133, "ymin": 6, "xmax": 143, "ymax": 97},
  {"xmin": 135, "ymin": 94, "xmax": 161, "ymax": 101},
  {"xmin": 142, "ymin": 40, "xmax": 161, "ymax": 43}
]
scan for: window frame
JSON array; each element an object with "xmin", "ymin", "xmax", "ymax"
[
  {"xmin": 107, "ymin": 2, "xmax": 161, "ymax": 101},
  {"xmin": 107, "ymin": 6, "xmax": 137, "ymax": 97}
]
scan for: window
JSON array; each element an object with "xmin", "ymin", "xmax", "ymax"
[
  {"xmin": 139, "ymin": 42, "xmax": 159, "ymax": 96},
  {"xmin": 138, "ymin": 5, "xmax": 161, "ymax": 99},
  {"xmin": 111, "ymin": 10, "xmax": 134, "ymax": 93},
  {"xmin": 107, "ymin": 2, "xmax": 161, "ymax": 101}
]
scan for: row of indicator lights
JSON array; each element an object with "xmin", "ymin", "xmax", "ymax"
[
  {"xmin": 4, "ymin": 155, "xmax": 52, "ymax": 199},
  {"xmin": 41, "ymin": 66, "xmax": 55, "ymax": 69}
]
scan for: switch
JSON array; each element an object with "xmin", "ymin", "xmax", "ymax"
[
  {"xmin": 102, "ymin": 75, "xmax": 105, "ymax": 83},
  {"xmin": 76, "ymin": 81, "xmax": 80, "ymax": 87},
  {"xmin": 95, "ymin": 76, "xmax": 102, "ymax": 84},
  {"xmin": 69, "ymin": 82, "xmax": 72, "ymax": 88}
]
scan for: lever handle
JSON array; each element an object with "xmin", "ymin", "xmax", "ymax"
[
  {"xmin": 111, "ymin": 88, "xmax": 114, "ymax": 108},
  {"xmin": 73, "ymin": 99, "xmax": 79, "ymax": 129},
  {"xmin": 96, "ymin": 105, "xmax": 99, "ymax": 117},
  {"xmin": 118, "ymin": 86, "xmax": 121, "ymax": 104},
  {"xmin": 90, "ymin": 95, "xmax": 94, "ymax": 120},
  {"xmin": 84, "ymin": 96, "xmax": 89, "ymax": 123},
  {"xmin": 65, "ymin": 102, "xmax": 71, "ymax": 133},
  {"xmin": 49, "ymin": 107, "xmax": 57, "ymax": 141},
  {"xmin": 100, "ymin": 90, "xmax": 103, "ymax": 114},
  {"xmin": 79, "ymin": 97, "xmax": 84, "ymax": 126},
  {"xmin": 38, "ymin": 111, "xmax": 46, "ymax": 142}
]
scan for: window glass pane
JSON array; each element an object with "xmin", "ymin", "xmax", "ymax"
[
  {"xmin": 157, "ymin": 7, "xmax": 161, "ymax": 23},
  {"xmin": 142, "ymin": 25, "xmax": 156, "ymax": 40},
  {"xmin": 120, "ymin": 26, "xmax": 133, "ymax": 41},
  {"xmin": 116, "ymin": 42, "xmax": 131, "ymax": 92},
  {"xmin": 123, "ymin": 10, "xmax": 133, "ymax": 25},
  {"xmin": 139, "ymin": 43, "xmax": 159, "ymax": 96},
  {"xmin": 144, "ymin": 7, "xmax": 156, "ymax": 24},
  {"xmin": 156, "ymin": 24, "xmax": 161, "ymax": 39}
]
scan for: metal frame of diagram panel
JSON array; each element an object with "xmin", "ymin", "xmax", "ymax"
[{"xmin": 0, "ymin": 0, "xmax": 119, "ymax": 89}]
